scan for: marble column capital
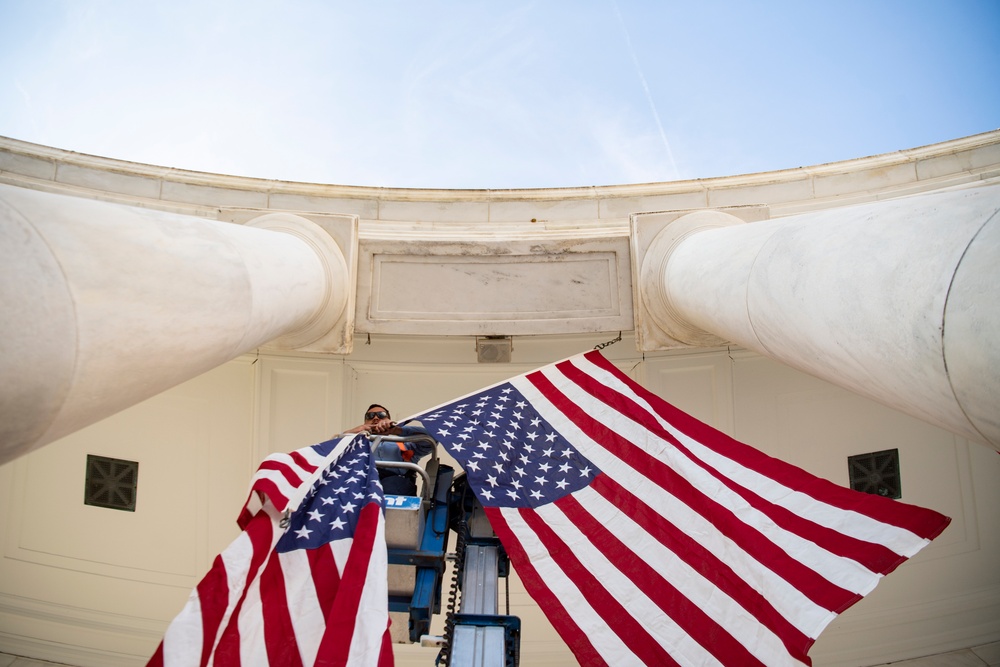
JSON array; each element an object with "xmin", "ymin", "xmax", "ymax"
[
  {"xmin": 245, "ymin": 212, "xmax": 349, "ymax": 350},
  {"xmin": 638, "ymin": 210, "xmax": 745, "ymax": 349}
]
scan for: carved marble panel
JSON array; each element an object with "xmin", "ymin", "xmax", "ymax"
[{"xmin": 355, "ymin": 237, "xmax": 633, "ymax": 336}]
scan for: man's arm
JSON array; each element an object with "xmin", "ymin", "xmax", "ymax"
[{"xmin": 397, "ymin": 420, "xmax": 436, "ymax": 458}]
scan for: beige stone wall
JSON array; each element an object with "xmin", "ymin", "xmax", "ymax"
[
  {"xmin": 1, "ymin": 337, "xmax": 996, "ymax": 666},
  {"xmin": 0, "ymin": 357, "xmax": 256, "ymax": 665},
  {"xmin": 1, "ymin": 132, "xmax": 998, "ymax": 664}
]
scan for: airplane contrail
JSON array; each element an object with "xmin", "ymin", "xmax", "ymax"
[{"xmin": 613, "ymin": 0, "xmax": 680, "ymax": 179}]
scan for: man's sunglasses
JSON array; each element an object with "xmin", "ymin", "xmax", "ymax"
[{"xmin": 365, "ymin": 411, "xmax": 389, "ymax": 421}]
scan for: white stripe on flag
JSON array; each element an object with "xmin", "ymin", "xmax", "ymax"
[
  {"xmin": 575, "ymin": 355, "xmax": 930, "ymax": 556},
  {"xmin": 346, "ymin": 513, "xmax": 390, "ymax": 666},
  {"xmin": 571, "ymin": 485, "xmax": 809, "ymax": 666},
  {"xmin": 249, "ymin": 468, "xmax": 301, "ymax": 502},
  {"xmin": 280, "ymin": 549, "xmax": 325, "ymax": 664},
  {"xmin": 511, "ymin": 367, "xmax": 847, "ymax": 642},
  {"xmin": 510, "ymin": 372, "xmax": 831, "ymax": 625},
  {"xmin": 214, "ymin": 523, "xmax": 267, "ymax": 665},
  {"xmin": 533, "ymin": 497, "xmax": 728, "ymax": 667},
  {"xmin": 608, "ymin": 455, "xmax": 833, "ymax": 636},
  {"xmin": 237, "ymin": 564, "xmax": 267, "ymax": 666},
  {"xmin": 160, "ymin": 585, "xmax": 206, "ymax": 666},
  {"xmin": 251, "ymin": 437, "xmax": 355, "ymax": 513},
  {"xmin": 529, "ymin": 364, "xmax": 884, "ymax": 597},
  {"xmin": 496, "ymin": 506, "xmax": 641, "ymax": 666},
  {"xmin": 330, "ymin": 534, "xmax": 355, "ymax": 580}
]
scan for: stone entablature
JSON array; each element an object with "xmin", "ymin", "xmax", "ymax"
[
  {"xmin": 4, "ymin": 131, "xmax": 998, "ymax": 341},
  {"xmin": 1, "ymin": 131, "xmax": 999, "ymax": 227},
  {"xmin": 2, "ymin": 133, "xmax": 999, "ymax": 457}
]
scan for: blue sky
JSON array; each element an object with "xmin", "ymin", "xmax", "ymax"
[{"xmin": 1, "ymin": 1, "xmax": 998, "ymax": 189}]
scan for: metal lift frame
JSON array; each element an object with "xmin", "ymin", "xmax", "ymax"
[
  {"xmin": 371, "ymin": 434, "xmax": 452, "ymax": 643},
  {"xmin": 370, "ymin": 434, "xmax": 520, "ymax": 666}
]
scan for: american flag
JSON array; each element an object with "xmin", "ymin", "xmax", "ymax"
[
  {"xmin": 412, "ymin": 349, "xmax": 951, "ymax": 667},
  {"xmin": 148, "ymin": 435, "xmax": 394, "ymax": 667}
]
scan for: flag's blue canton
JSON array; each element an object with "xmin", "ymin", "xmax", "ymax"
[
  {"xmin": 276, "ymin": 437, "xmax": 385, "ymax": 553},
  {"xmin": 418, "ymin": 383, "xmax": 599, "ymax": 508}
]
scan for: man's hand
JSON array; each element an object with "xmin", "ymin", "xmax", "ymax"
[
  {"xmin": 368, "ymin": 417, "xmax": 395, "ymax": 434},
  {"xmin": 338, "ymin": 415, "xmax": 399, "ymax": 437}
]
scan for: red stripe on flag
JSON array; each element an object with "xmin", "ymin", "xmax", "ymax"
[
  {"xmin": 582, "ymin": 350, "xmax": 950, "ymax": 543},
  {"xmin": 288, "ymin": 449, "xmax": 314, "ymax": 471},
  {"xmin": 556, "ymin": 490, "xmax": 770, "ymax": 666},
  {"xmin": 249, "ymin": 478, "xmax": 291, "ymax": 514},
  {"xmin": 196, "ymin": 553, "xmax": 236, "ymax": 667},
  {"xmin": 258, "ymin": 458, "xmax": 313, "ymax": 488},
  {"xmin": 237, "ymin": 505, "xmax": 255, "ymax": 531},
  {"xmin": 146, "ymin": 641, "xmax": 163, "ymax": 667},
  {"xmin": 261, "ymin": 552, "xmax": 304, "ymax": 667},
  {"xmin": 561, "ymin": 359, "xmax": 913, "ymax": 574},
  {"xmin": 484, "ymin": 506, "xmax": 609, "ymax": 667},
  {"xmin": 315, "ymin": 502, "xmax": 381, "ymax": 666},
  {"xmin": 529, "ymin": 367, "xmax": 858, "ymax": 613},
  {"xmin": 518, "ymin": 506, "xmax": 682, "ymax": 666},
  {"xmin": 213, "ymin": 511, "xmax": 275, "ymax": 665},
  {"xmin": 308, "ymin": 543, "xmax": 342, "ymax": 620},
  {"xmin": 378, "ymin": 623, "xmax": 394, "ymax": 667},
  {"xmin": 589, "ymin": 473, "xmax": 813, "ymax": 664}
]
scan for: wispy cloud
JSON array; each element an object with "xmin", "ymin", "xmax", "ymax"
[{"xmin": 1, "ymin": 2, "xmax": 995, "ymax": 188}]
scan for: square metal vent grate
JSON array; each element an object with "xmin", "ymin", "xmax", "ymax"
[
  {"xmin": 848, "ymin": 448, "xmax": 901, "ymax": 499},
  {"xmin": 85, "ymin": 455, "xmax": 139, "ymax": 511},
  {"xmin": 476, "ymin": 336, "xmax": 512, "ymax": 363}
]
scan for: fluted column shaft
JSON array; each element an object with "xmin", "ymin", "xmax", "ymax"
[
  {"xmin": 0, "ymin": 184, "xmax": 345, "ymax": 464},
  {"xmin": 649, "ymin": 184, "xmax": 1000, "ymax": 450}
]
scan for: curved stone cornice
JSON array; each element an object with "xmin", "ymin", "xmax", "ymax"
[{"xmin": 1, "ymin": 131, "xmax": 998, "ymax": 225}]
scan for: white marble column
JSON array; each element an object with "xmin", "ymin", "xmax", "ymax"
[
  {"xmin": 639, "ymin": 184, "xmax": 1000, "ymax": 451},
  {"xmin": 0, "ymin": 184, "xmax": 348, "ymax": 464}
]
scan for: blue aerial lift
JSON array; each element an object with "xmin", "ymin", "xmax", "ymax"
[{"xmin": 371, "ymin": 433, "xmax": 521, "ymax": 667}]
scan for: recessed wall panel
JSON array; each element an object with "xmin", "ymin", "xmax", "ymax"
[
  {"xmin": 639, "ymin": 353, "xmax": 734, "ymax": 435},
  {"xmin": 256, "ymin": 358, "xmax": 346, "ymax": 458},
  {"xmin": 356, "ymin": 238, "xmax": 633, "ymax": 335}
]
